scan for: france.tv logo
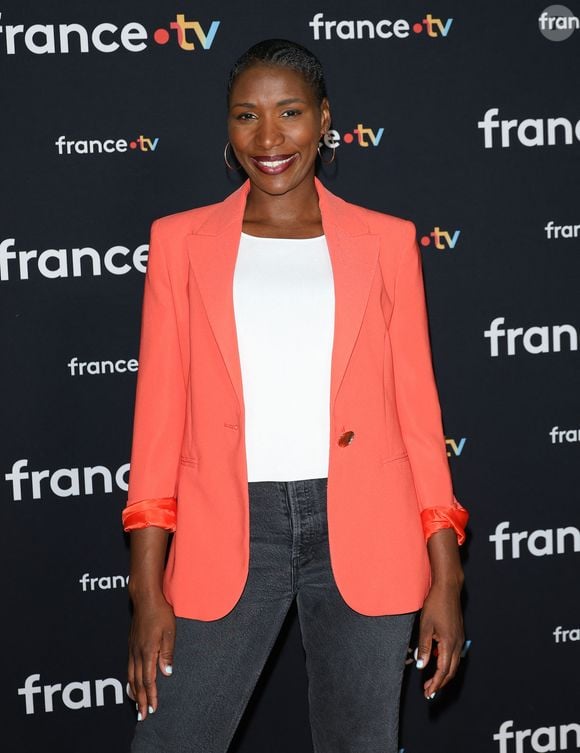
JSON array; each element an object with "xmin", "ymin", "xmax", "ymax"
[
  {"xmin": 309, "ymin": 12, "xmax": 453, "ymax": 40},
  {"xmin": 0, "ymin": 12, "xmax": 220, "ymax": 55},
  {"xmin": 54, "ymin": 134, "xmax": 160, "ymax": 156},
  {"xmin": 420, "ymin": 226, "xmax": 461, "ymax": 250},
  {"xmin": 322, "ymin": 123, "xmax": 384, "ymax": 149}
]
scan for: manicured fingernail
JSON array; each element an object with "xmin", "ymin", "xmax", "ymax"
[
  {"xmin": 413, "ymin": 647, "xmax": 419, "ymax": 661},
  {"xmin": 148, "ymin": 705, "xmax": 155, "ymax": 714},
  {"xmin": 165, "ymin": 665, "xmax": 173, "ymax": 675},
  {"xmin": 416, "ymin": 659, "xmax": 424, "ymax": 669},
  {"xmin": 428, "ymin": 692, "xmax": 436, "ymax": 699},
  {"xmin": 137, "ymin": 712, "xmax": 143, "ymax": 721}
]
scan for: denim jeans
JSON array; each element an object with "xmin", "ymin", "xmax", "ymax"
[{"xmin": 131, "ymin": 477, "xmax": 418, "ymax": 753}]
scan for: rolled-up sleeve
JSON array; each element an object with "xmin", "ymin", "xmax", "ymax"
[
  {"xmin": 121, "ymin": 220, "xmax": 187, "ymax": 533},
  {"xmin": 389, "ymin": 221, "xmax": 469, "ymax": 546}
]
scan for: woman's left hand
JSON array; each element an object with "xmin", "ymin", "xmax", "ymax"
[
  {"xmin": 415, "ymin": 528, "xmax": 465, "ymax": 700},
  {"xmin": 416, "ymin": 582, "xmax": 464, "ymax": 699}
]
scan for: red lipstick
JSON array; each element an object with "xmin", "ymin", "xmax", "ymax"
[{"xmin": 250, "ymin": 153, "xmax": 298, "ymax": 175}]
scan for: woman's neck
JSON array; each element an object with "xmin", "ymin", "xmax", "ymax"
[{"xmin": 242, "ymin": 178, "xmax": 323, "ymax": 239}]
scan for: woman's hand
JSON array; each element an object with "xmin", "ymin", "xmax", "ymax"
[
  {"xmin": 416, "ymin": 528, "xmax": 465, "ymax": 700},
  {"xmin": 416, "ymin": 580, "xmax": 464, "ymax": 699},
  {"xmin": 126, "ymin": 526, "xmax": 173, "ymax": 721},
  {"xmin": 128, "ymin": 590, "xmax": 175, "ymax": 721}
]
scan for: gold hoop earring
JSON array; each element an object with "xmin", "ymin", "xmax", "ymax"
[
  {"xmin": 317, "ymin": 143, "xmax": 336, "ymax": 165},
  {"xmin": 224, "ymin": 141, "xmax": 241, "ymax": 170}
]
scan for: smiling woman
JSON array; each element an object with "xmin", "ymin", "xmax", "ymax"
[
  {"xmin": 225, "ymin": 43, "xmax": 331, "ymax": 238},
  {"xmin": 122, "ymin": 38, "xmax": 469, "ymax": 753}
]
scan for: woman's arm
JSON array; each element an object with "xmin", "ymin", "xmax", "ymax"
[
  {"xmin": 386, "ymin": 220, "xmax": 469, "ymax": 698},
  {"xmin": 122, "ymin": 218, "xmax": 187, "ymax": 720},
  {"xmin": 127, "ymin": 527, "xmax": 175, "ymax": 722},
  {"xmin": 122, "ymin": 217, "xmax": 187, "ymax": 533},
  {"xmin": 416, "ymin": 529, "xmax": 465, "ymax": 699},
  {"xmin": 388, "ymin": 220, "xmax": 469, "ymax": 542}
]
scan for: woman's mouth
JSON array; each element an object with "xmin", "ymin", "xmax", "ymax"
[{"xmin": 250, "ymin": 153, "xmax": 298, "ymax": 175}]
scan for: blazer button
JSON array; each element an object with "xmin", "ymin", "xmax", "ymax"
[{"xmin": 338, "ymin": 430, "xmax": 355, "ymax": 447}]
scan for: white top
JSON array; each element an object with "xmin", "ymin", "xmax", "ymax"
[{"xmin": 232, "ymin": 232, "xmax": 335, "ymax": 481}]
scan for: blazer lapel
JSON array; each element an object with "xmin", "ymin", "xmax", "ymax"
[
  {"xmin": 185, "ymin": 178, "xmax": 379, "ymax": 416},
  {"xmin": 319, "ymin": 186, "xmax": 379, "ymax": 413},
  {"xmin": 185, "ymin": 183, "xmax": 249, "ymax": 411}
]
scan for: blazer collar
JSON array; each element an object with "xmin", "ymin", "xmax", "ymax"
[{"xmin": 192, "ymin": 176, "xmax": 370, "ymax": 238}]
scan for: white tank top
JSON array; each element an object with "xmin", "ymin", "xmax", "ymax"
[{"xmin": 232, "ymin": 232, "xmax": 335, "ymax": 481}]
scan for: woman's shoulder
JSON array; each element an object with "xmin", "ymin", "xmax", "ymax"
[
  {"xmin": 345, "ymin": 197, "xmax": 416, "ymax": 237},
  {"xmin": 149, "ymin": 197, "xmax": 226, "ymax": 237},
  {"xmin": 320, "ymin": 182, "xmax": 416, "ymax": 240},
  {"xmin": 321, "ymin": 186, "xmax": 419, "ymax": 273}
]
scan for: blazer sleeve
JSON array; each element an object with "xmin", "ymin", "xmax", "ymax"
[
  {"xmin": 121, "ymin": 219, "xmax": 187, "ymax": 533},
  {"xmin": 389, "ymin": 221, "xmax": 469, "ymax": 545}
]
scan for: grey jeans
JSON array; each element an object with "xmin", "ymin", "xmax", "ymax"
[{"xmin": 131, "ymin": 477, "xmax": 417, "ymax": 753}]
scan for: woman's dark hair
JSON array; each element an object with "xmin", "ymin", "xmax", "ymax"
[{"xmin": 227, "ymin": 38, "xmax": 328, "ymax": 106}]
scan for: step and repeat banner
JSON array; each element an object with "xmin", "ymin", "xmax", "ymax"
[{"xmin": 1, "ymin": 1, "xmax": 578, "ymax": 751}]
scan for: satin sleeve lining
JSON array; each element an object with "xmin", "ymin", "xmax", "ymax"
[
  {"xmin": 122, "ymin": 497, "xmax": 177, "ymax": 532},
  {"xmin": 421, "ymin": 504, "xmax": 469, "ymax": 546}
]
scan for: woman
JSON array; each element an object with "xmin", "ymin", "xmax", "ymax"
[{"xmin": 122, "ymin": 38, "xmax": 469, "ymax": 753}]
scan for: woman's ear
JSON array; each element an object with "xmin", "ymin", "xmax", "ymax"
[{"xmin": 320, "ymin": 97, "xmax": 331, "ymax": 134}]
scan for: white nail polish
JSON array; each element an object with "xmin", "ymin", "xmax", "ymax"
[
  {"xmin": 413, "ymin": 647, "xmax": 419, "ymax": 661},
  {"xmin": 416, "ymin": 659, "xmax": 424, "ymax": 669},
  {"xmin": 148, "ymin": 705, "xmax": 155, "ymax": 714},
  {"xmin": 137, "ymin": 712, "xmax": 143, "ymax": 721},
  {"xmin": 166, "ymin": 665, "xmax": 173, "ymax": 675},
  {"xmin": 429, "ymin": 692, "xmax": 436, "ymax": 699}
]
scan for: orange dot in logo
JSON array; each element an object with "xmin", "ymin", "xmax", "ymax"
[
  {"xmin": 343, "ymin": 133, "xmax": 354, "ymax": 144},
  {"xmin": 420, "ymin": 236, "xmax": 430, "ymax": 246},
  {"xmin": 129, "ymin": 141, "xmax": 137, "ymax": 149},
  {"xmin": 153, "ymin": 28, "xmax": 170, "ymax": 44},
  {"xmin": 413, "ymin": 23, "xmax": 423, "ymax": 33}
]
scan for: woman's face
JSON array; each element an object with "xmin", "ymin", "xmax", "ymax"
[{"xmin": 228, "ymin": 64, "xmax": 330, "ymax": 198}]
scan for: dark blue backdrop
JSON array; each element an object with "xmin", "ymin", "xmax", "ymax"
[{"xmin": 2, "ymin": 1, "xmax": 578, "ymax": 751}]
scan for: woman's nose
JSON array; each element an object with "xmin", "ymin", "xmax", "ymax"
[{"xmin": 254, "ymin": 117, "xmax": 284, "ymax": 149}]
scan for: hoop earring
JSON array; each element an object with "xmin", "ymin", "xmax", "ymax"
[
  {"xmin": 224, "ymin": 141, "xmax": 241, "ymax": 170},
  {"xmin": 317, "ymin": 142, "xmax": 336, "ymax": 165}
]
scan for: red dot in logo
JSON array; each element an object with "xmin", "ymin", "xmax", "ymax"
[
  {"xmin": 153, "ymin": 28, "xmax": 170, "ymax": 44},
  {"xmin": 413, "ymin": 23, "xmax": 423, "ymax": 33},
  {"xmin": 420, "ymin": 236, "xmax": 430, "ymax": 246},
  {"xmin": 129, "ymin": 141, "xmax": 137, "ymax": 150},
  {"xmin": 343, "ymin": 132, "xmax": 354, "ymax": 144}
]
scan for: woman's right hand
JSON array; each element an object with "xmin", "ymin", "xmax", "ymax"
[{"xmin": 128, "ymin": 590, "xmax": 176, "ymax": 721}]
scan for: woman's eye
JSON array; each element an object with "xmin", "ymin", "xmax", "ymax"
[
  {"xmin": 237, "ymin": 112, "xmax": 256, "ymax": 121},
  {"xmin": 282, "ymin": 109, "xmax": 301, "ymax": 117}
]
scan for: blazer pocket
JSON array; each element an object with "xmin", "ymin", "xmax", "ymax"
[
  {"xmin": 381, "ymin": 452, "xmax": 409, "ymax": 465},
  {"xmin": 179, "ymin": 455, "xmax": 199, "ymax": 467}
]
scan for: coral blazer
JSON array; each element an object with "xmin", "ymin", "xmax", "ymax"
[{"xmin": 122, "ymin": 177, "xmax": 468, "ymax": 621}]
